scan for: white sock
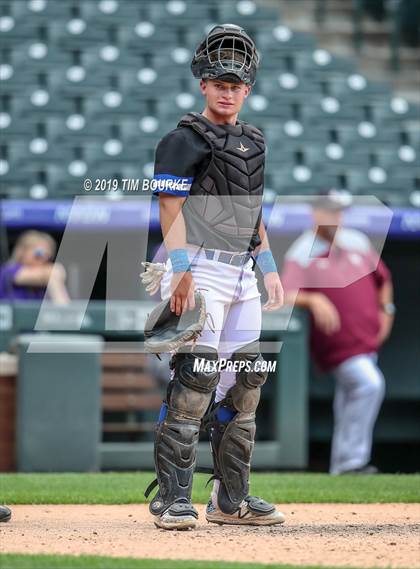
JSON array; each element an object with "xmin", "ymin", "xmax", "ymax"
[{"xmin": 211, "ymin": 479, "xmax": 220, "ymax": 508}]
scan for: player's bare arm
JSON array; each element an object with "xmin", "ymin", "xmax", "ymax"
[
  {"xmin": 158, "ymin": 193, "xmax": 196, "ymax": 316},
  {"xmin": 255, "ymin": 220, "xmax": 284, "ymax": 312}
]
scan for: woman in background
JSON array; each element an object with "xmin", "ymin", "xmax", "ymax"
[{"xmin": 0, "ymin": 230, "xmax": 70, "ymax": 304}]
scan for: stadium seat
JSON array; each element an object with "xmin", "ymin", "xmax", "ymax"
[
  {"xmin": 0, "ymin": 63, "xmax": 41, "ymax": 96},
  {"xmin": 0, "ymin": 138, "xmax": 68, "ymax": 200},
  {"xmin": 400, "ymin": 128, "xmax": 420, "ymax": 152},
  {"xmin": 155, "ymin": 92, "xmax": 202, "ymax": 124},
  {"xmin": 262, "ymin": 117, "xmax": 329, "ymax": 145},
  {"xmin": 18, "ymin": 166, "xmax": 54, "ymax": 199},
  {"xmin": 5, "ymin": 135, "xmax": 66, "ymax": 168},
  {"xmin": 47, "ymin": 67, "xmax": 110, "ymax": 97},
  {"xmin": 240, "ymin": 95, "xmax": 296, "ymax": 127},
  {"xmin": 327, "ymin": 74, "xmax": 391, "ymax": 103},
  {"xmin": 119, "ymin": 66, "xmax": 184, "ymax": 101},
  {"xmin": 45, "ymin": 116, "xmax": 109, "ymax": 147},
  {"xmin": 333, "ymin": 122, "xmax": 401, "ymax": 148},
  {"xmin": 81, "ymin": 41, "xmax": 146, "ymax": 73},
  {"xmin": 301, "ymin": 98, "xmax": 365, "ymax": 123},
  {"xmin": 258, "ymin": 72, "xmax": 323, "ymax": 101},
  {"xmin": 341, "ymin": 168, "xmax": 416, "ymax": 206},
  {"xmin": 83, "ymin": 138, "xmax": 150, "ymax": 167},
  {"xmin": 147, "ymin": 0, "xmax": 214, "ymax": 26},
  {"xmin": 83, "ymin": 92, "xmax": 149, "ymax": 121},
  {"xmin": 152, "ymin": 47, "xmax": 195, "ymax": 80},
  {"xmin": 11, "ymin": 89, "xmax": 75, "ymax": 120},
  {"xmin": 118, "ymin": 117, "xmax": 167, "ymax": 152},
  {"xmin": 10, "ymin": 0, "xmax": 74, "ymax": 24},
  {"xmin": 256, "ymin": 25, "xmax": 316, "ymax": 55},
  {"xmin": 294, "ymin": 49, "xmax": 356, "ymax": 77},
  {"xmin": 0, "ymin": 109, "xmax": 36, "ymax": 142},
  {"xmin": 371, "ymin": 96, "xmax": 420, "ymax": 123},
  {"xmin": 9, "ymin": 40, "xmax": 73, "ymax": 73},
  {"xmin": 257, "ymin": 52, "xmax": 291, "ymax": 73},
  {"xmin": 48, "ymin": 19, "xmax": 108, "ymax": 49},
  {"xmin": 122, "ymin": 22, "xmax": 179, "ymax": 52},
  {"xmin": 79, "ymin": 1, "xmax": 142, "ymax": 28},
  {"xmin": 216, "ymin": 1, "xmax": 280, "ymax": 27},
  {"xmin": 371, "ymin": 148, "xmax": 419, "ymax": 187},
  {"xmin": 299, "ymin": 142, "xmax": 371, "ymax": 170},
  {"xmin": 0, "ymin": 8, "xmax": 38, "ymax": 45},
  {"xmin": 267, "ymin": 167, "xmax": 336, "ymax": 195}
]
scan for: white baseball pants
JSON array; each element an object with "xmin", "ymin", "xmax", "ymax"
[
  {"xmin": 330, "ymin": 352, "xmax": 385, "ymax": 474},
  {"xmin": 160, "ymin": 243, "xmax": 262, "ymax": 402}
]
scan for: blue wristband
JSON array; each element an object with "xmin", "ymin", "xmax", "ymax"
[
  {"xmin": 256, "ymin": 250, "xmax": 277, "ymax": 275},
  {"xmin": 169, "ymin": 248, "xmax": 191, "ymax": 273}
]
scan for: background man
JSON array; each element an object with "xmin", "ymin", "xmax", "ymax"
[{"xmin": 281, "ymin": 190, "xmax": 394, "ymax": 474}]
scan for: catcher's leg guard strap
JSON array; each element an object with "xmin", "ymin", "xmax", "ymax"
[{"xmin": 208, "ymin": 341, "xmax": 269, "ymax": 514}]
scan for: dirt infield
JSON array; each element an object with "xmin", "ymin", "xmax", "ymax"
[{"xmin": 1, "ymin": 504, "xmax": 419, "ymax": 567}]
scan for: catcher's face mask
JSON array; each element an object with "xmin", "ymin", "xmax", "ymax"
[{"xmin": 191, "ymin": 23, "xmax": 260, "ymax": 86}]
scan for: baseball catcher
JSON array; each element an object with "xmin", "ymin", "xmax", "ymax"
[{"xmin": 142, "ymin": 23, "xmax": 285, "ymax": 530}]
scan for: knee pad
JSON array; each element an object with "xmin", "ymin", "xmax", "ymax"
[
  {"xmin": 172, "ymin": 344, "xmax": 219, "ymax": 393},
  {"xmin": 228, "ymin": 340, "xmax": 269, "ymax": 415},
  {"xmin": 168, "ymin": 345, "xmax": 220, "ymax": 420}
]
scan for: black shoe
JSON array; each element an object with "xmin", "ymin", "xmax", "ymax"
[
  {"xmin": 0, "ymin": 505, "xmax": 11, "ymax": 522},
  {"xmin": 342, "ymin": 464, "xmax": 379, "ymax": 475}
]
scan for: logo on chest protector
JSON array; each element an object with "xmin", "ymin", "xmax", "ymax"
[{"xmin": 236, "ymin": 142, "xmax": 250, "ymax": 153}]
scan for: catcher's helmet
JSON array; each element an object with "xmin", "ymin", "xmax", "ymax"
[{"xmin": 191, "ymin": 23, "xmax": 259, "ymax": 86}]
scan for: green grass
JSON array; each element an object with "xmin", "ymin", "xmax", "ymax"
[
  {"xmin": 0, "ymin": 555, "xmax": 407, "ymax": 569},
  {"xmin": 0, "ymin": 472, "xmax": 419, "ymax": 504}
]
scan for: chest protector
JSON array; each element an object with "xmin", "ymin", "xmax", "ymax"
[{"xmin": 177, "ymin": 112, "xmax": 265, "ymax": 252}]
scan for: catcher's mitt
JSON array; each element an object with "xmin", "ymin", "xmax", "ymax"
[{"xmin": 143, "ymin": 292, "xmax": 207, "ymax": 354}]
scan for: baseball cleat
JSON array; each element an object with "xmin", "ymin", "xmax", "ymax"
[
  {"xmin": 152, "ymin": 501, "xmax": 198, "ymax": 531},
  {"xmin": 0, "ymin": 505, "xmax": 12, "ymax": 523},
  {"xmin": 205, "ymin": 496, "xmax": 285, "ymax": 526}
]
